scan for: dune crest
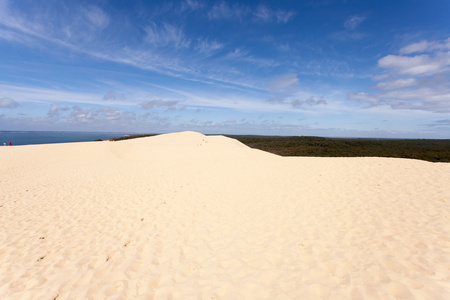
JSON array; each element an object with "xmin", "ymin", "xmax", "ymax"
[
  {"xmin": 131, "ymin": 131, "xmax": 250, "ymax": 151},
  {"xmin": 110, "ymin": 131, "xmax": 268, "ymax": 161},
  {"xmin": 1, "ymin": 132, "xmax": 449, "ymax": 299}
]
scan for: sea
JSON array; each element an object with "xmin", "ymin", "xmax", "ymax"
[{"xmin": 0, "ymin": 131, "xmax": 135, "ymax": 146}]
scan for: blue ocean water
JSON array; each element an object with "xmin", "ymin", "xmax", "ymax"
[{"xmin": 0, "ymin": 131, "xmax": 134, "ymax": 146}]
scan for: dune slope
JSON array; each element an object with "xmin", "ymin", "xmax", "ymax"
[{"xmin": 1, "ymin": 131, "xmax": 449, "ymax": 299}]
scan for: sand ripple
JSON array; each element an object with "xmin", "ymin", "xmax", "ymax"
[{"xmin": 1, "ymin": 132, "xmax": 449, "ymax": 299}]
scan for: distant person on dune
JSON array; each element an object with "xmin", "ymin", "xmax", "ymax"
[{"xmin": 9, "ymin": 142, "xmax": 12, "ymax": 146}]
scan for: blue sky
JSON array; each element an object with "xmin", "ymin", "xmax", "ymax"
[{"xmin": 0, "ymin": 0, "xmax": 449, "ymax": 138}]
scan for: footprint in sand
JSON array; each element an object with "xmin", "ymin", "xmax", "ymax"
[{"xmin": 37, "ymin": 255, "xmax": 46, "ymax": 262}]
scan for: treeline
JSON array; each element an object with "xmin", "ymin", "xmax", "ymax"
[
  {"xmin": 108, "ymin": 134, "xmax": 156, "ymax": 141},
  {"xmin": 226, "ymin": 135, "xmax": 450, "ymax": 163}
]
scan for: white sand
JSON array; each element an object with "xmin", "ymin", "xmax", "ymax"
[{"xmin": 1, "ymin": 131, "xmax": 449, "ymax": 299}]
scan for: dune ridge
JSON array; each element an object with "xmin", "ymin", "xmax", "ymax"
[{"xmin": 1, "ymin": 131, "xmax": 449, "ymax": 299}]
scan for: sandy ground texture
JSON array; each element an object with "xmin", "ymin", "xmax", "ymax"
[{"xmin": 1, "ymin": 131, "xmax": 450, "ymax": 300}]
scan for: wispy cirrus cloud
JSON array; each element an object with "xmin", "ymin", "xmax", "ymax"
[
  {"xmin": 207, "ymin": 2, "xmax": 249, "ymax": 20},
  {"xmin": 208, "ymin": 2, "xmax": 295, "ymax": 23},
  {"xmin": 79, "ymin": 5, "xmax": 110, "ymax": 31},
  {"xmin": 331, "ymin": 14, "xmax": 367, "ymax": 41},
  {"xmin": 224, "ymin": 48, "xmax": 279, "ymax": 68},
  {"xmin": 0, "ymin": 0, "xmax": 281, "ymax": 95},
  {"xmin": 268, "ymin": 73, "xmax": 299, "ymax": 94},
  {"xmin": 180, "ymin": 0, "xmax": 204, "ymax": 12},
  {"xmin": 0, "ymin": 26, "xmax": 36, "ymax": 45},
  {"xmin": 0, "ymin": 84, "xmax": 109, "ymax": 106},
  {"xmin": 344, "ymin": 15, "xmax": 366, "ymax": 30},
  {"xmin": 145, "ymin": 23, "xmax": 191, "ymax": 49},
  {"xmin": 349, "ymin": 37, "xmax": 450, "ymax": 112},
  {"xmin": 0, "ymin": 1, "xmax": 110, "ymax": 46},
  {"xmin": 195, "ymin": 38, "xmax": 224, "ymax": 55},
  {"xmin": 253, "ymin": 4, "xmax": 295, "ymax": 23}
]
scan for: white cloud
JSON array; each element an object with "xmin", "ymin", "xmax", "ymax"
[
  {"xmin": 349, "ymin": 87, "xmax": 450, "ymax": 113},
  {"xmin": 140, "ymin": 99, "xmax": 180, "ymax": 110},
  {"xmin": 266, "ymin": 93, "xmax": 328, "ymax": 111},
  {"xmin": 0, "ymin": 97, "xmax": 19, "ymax": 108},
  {"xmin": 378, "ymin": 53, "xmax": 449, "ymax": 76},
  {"xmin": 399, "ymin": 38, "xmax": 450, "ymax": 54},
  {"xmin": 349, "ymin": 37, "xmax": 450, "ymax": 113},
  {"xmin": 47, "ymin": 104, "xmax": 69, "ymax": 117},
  {"xmin": 0, "ymin": 106, "xmax": 177, "ymax": 132},
  {"xmin": 376, "ymin": 78, "xmax": 417, "ymax": 90},
  {"xmin": 291, "ymin": 97, "xmax": 327, "ymax": 108},
  {"xmin": 65, "ymin": 106, "xmax": 136, "ymax": 125}
]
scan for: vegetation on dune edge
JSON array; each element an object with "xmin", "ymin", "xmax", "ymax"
[
  {"xmin": 229, "ymin": 135, "xmax": 450, "ymax": 163},
  {"xmin": 108, "ymin": 134, "xmax": 156, "ymax": 141},
  {"xmin": 107, "ymin": 134, "xmax": 450, "ymax": 163}
]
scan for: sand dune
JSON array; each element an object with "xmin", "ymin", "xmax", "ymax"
[{"xmin": 1, "ymin": 131, "xmax": 449, "ymax": 299}]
